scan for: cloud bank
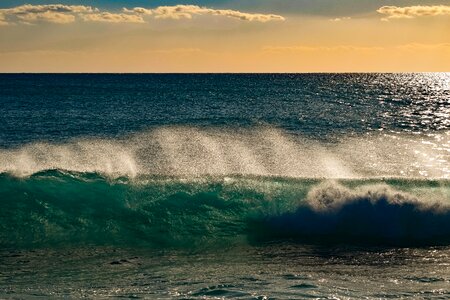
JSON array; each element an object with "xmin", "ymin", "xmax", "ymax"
[
  {"xmin": 377, "ymin": 5, "xmax": 450, "ymax": 20},
  {"xmin": 81, "ymin": 12, "xmax": 145, "ymax": 23},
  {"xmin": 124, "ymin": 5, "xmax": 285, "ymax": 22},
  {"xmin": 0, "ymin": 4, "xmax": 96, "ymax": 24},
  {"xmin": 0, "ymin": 4, "xmax": 285, "ymax": 25}
]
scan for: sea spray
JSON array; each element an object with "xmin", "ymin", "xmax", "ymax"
[{"xmin": 0, "ymin": 127, "xmax": 448, "ymax": 179}]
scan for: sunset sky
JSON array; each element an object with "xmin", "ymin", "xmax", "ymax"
[{"xmin": 0, "ymin": 1, "xmax": 449, "ymax": 72}]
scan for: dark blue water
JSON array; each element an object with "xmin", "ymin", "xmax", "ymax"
[
  {"xmin": 1, "ymin": 73, "xmax": 448, "ymax": 146},
  {"xmin": 0, "ymin": 73, "xmax": 449, "ymax": 299}
]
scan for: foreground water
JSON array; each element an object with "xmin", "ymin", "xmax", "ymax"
[
  {"xmin": 0, "ymin": 73, "xmax": 449, "ymax": 298},
  {"xmin": 2, "ymin": 245, "xmax": 449, "ymax": 299}
]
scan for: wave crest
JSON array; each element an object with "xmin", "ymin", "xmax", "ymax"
[
  {"xmin": 258, "ymin": 182, "xmax": 450, "ymax": 245},
  {"xmin": 307, "ymin": 181, "xmax": 446, "ymax": 212}
]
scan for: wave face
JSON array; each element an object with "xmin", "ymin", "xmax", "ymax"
[
  {"xmin": 256, "ymin": 181, "xmax": 450, "ymax": 245},
  {"xmin": 1, "ymin": 171, "xmax": 449, "ymax": 248}
]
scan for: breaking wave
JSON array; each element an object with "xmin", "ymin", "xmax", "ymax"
[
  {"xmin": 0, "ymin": 171, "xmax": 448, "ymax": 248},
  {"xmin": 256, "ymin": 181, "xmax": 450, "ymax": 245},
  {"xmin": 0, "ymin": 127, "xmax": 449, "ymax": 248}
]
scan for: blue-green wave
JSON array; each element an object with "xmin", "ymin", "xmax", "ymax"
[{"xmin": 1, "ymin": 170, "xmax": 449, "ymax": 248}]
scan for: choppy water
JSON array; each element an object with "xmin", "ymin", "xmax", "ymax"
[
  {"xmin": 0, "ymin": 73, "xmax": 449, "ymax": 299},
  {"xmin": 2, "ymin": 245, "xmax": 449, "ymax": 299}
]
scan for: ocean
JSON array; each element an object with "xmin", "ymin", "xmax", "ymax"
[{"xmin": 0, "ymin": 73, "xmax": 449, "ymax": 299}]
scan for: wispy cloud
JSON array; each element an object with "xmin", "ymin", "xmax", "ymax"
[
  {"xmin": 124, "ymin": 5, "xmax": 285, "ymax": 22},
  {"xmin": 81, "ymin": 12, "xmax": 145, "ymax": 23},
  {"xmin": 395, "ymin": 43, "xmax": 450, "ymax": 51},
  {"xmin": 329, "ymin": 17, "xmax": 351, "ymax": 22},
  {"xmin": 377, "ymin": 5, "xmax": 450, "ymax": 21},
  {"xmin": 0, "ymin": 4, "xmax": 285, "ymax": 25},
  {"xmin": 263, "ymin": 43, "xmax": 450, "ymax": 53},
  {"xmin": 263, "ymin": 45, "xmax": 385, "ymax": 53}
]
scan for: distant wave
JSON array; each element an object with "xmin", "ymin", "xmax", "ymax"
[{"xmin": 0, "ymin": 171, "xmax": 448, "ymax": 248}]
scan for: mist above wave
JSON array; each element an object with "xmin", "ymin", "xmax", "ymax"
[{"xmin": 0, "ymin": 126, "xmax": 448, "ymax": 179}]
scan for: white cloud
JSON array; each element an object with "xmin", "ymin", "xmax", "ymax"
[
  {"xmin": 124, "ymin": 5, "xmax": 285, "ymax": 22},
  {"xmin": 329, "ymin": 17, "xmax": 351, "ymax": 22},
  {"xmin": 0, "ymin": 3, "xmax": 285, "ymax": 25},
  {"xmin": 81, "ymin": 12, "xmax": 145, "ymax": 23},
  {"xmin": 0, "ymin": 4, "xmax": 96, "ymax": 24},
  {"xmin": 4, "ymin": 4, "xmax": 96, "ymax": 14},
  {"xmin": 123, "ymin": 7, "xmax": 153, "ymax": 16},
  {"xmin": 16, "ymin": 11, "xmax": 76, "ymax": 24},
  {"xmin": 377, "ymin": 5, "xmax": 450, "ymax": 20}
]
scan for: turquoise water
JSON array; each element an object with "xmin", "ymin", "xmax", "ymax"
[
  {"xmin": 1, "ymin": 172, "xmax": 449, "ymax": 248},
  {"xmin": 0, "ymin": 73, "xmax": 449, "ymax": 298}
]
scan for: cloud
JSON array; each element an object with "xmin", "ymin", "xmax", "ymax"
[
  {"xmin": 395, "ymin": 43, "xmax": 450, "ymax": 51},
  {"xmin": 124, "ymin": 5, "xmax": 285, "ymax": 22},
  {"xmin": 329, "ymin": 17, "xmax": 351, "ymax": 22},
  {"xmin": 123, "ymin": 7, "xmax": 153, "ymax": 16},
  {"xmin": 81, "ymin": 12, "xmax": 145, "ymax": 23},
  {"xmin": 263, "ymin": 45, "xmax": 385, "ymax": 52},
  {"xmin": 0, "ymin": 4, "xmax": 285, "ymax": 25},
  {"xmin": 148, "ymin": 48, "xmax": 203, "ymax": 54},
  {"xmin": 263, "ymin": 43, "xmax": 450, "ymax": 53},
  {"xmin": 0, "ymin": 4, "xmax": 96, "ymax": 25},
  {"xmin": 377, "ymin": 5, "xmax": 450, "ymax": 20},
  {"xmin": 0, "ymin": 13, "xmax": 7, "ymax": 26},
  {"xmin": 4, "ymin": 4, "xmax": 96, "ymax": 14},
  {"xmin": 14, "ymin": 11, "xmax": 76, "ymax": 24}
]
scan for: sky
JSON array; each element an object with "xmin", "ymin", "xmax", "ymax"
[{"xmin": 0, "ymin": 1, "xmax": 449, "ymax": 72}]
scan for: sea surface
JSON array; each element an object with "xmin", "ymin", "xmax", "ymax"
[{"xmin": 0, "ymin": 73, "xmax": 449, "ymax": 299}]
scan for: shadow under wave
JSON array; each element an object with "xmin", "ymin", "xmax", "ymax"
[{"xmin": 252, "ymin": 181, "xmax": 450, "ymax": 246}]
